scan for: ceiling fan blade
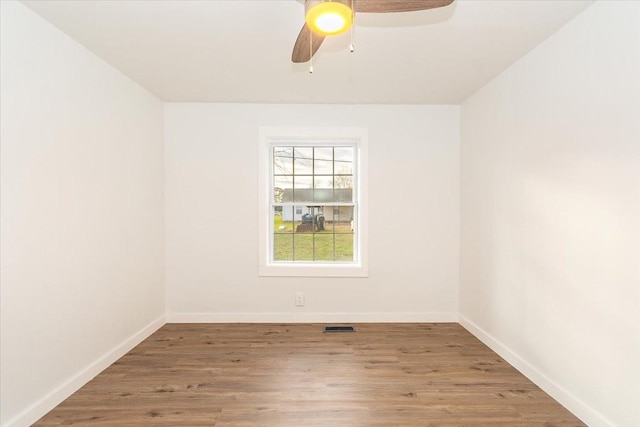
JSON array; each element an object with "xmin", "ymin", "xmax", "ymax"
[
  {"xmin": 354, "ymin": 0, "xmax": 454, "ymax": 13},
  {"xmin": 292, "ymin": 23, "xmax": 326, "ymax": 63}
]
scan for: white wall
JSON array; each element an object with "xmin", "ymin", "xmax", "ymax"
[
  {"xmin": 0, "ymin": 2, "xmax": 165, "ymax": 426},
  {"xmin": 460, "ymin": 2, "xmax": 640, "ymax": 426},
  {"xmin": 165, "ymin": 104, "xmax": 459, "ymax": 322},
  {"xmin": 7, "ymin": 1, "xmax": 636, "ymax": 425}
]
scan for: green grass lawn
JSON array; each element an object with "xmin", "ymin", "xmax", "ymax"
[{"xmin": 273, "ymin": 215, "xmax": 353, "ymax": 262}]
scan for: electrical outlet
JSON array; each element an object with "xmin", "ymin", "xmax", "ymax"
[{"xmin": 295, "ymin": 292, "xmax": 305, "ymax": 306}]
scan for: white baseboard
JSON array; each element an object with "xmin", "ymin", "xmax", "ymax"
[
  {"xmin": 166, "ymin": 312, "xmax": 458, "ymax": 323},
  {"xmin": 458, "ymin": 314, "xmax": 612, "ymax": 427},
  {"xmin": 3, "ymin": 315, "xmax": 166, "ymax": 427}
]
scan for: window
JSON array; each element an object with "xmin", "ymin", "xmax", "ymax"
[
  {"xmin": 259, "ymin": 127, "xmax": 368, "ymax": 277},
  {"xmin": 273, "ymin": 146, "xmax": 355, "ymax": 262}
]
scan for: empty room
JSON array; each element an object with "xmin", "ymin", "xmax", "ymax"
[{"xmin": 1, "ymin": 0, "xmax": 638, "ymax": 426}]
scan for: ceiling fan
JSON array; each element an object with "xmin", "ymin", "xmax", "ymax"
[{"xmin": 292, "ymin": 0, "xmax": 455, "ymax": 63}]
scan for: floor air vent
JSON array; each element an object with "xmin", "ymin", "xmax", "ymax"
[{"xmin": 323, "ymin": 325, "xmax": 355, "ymax": 333}]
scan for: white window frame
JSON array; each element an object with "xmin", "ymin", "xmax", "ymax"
[{"xmin": 258, "ymin": 126, "xmax": 368, "ymax": 277}]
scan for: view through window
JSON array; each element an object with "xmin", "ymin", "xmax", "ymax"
[{"xmin": 271, "ymin": 145, "xmax": 356, "ymax": 262}]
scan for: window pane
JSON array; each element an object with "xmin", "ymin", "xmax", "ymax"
[
  {"xmin": 273, "ymin": 147, "xmax": 293, "ymax": 175},
  {"xmin": 275, "ymin": 206, "xmax": 294, "ymax": 233},
  {"xmin": 334, "ymin": 147, "xmax": 353, "ymax": 175},
  {"xmin": 315, "ymin": 159, "xmax": 333, "ymax": 175},
  {"xmin": 322, "ymin": 214, "xmax": 334, "ymax": 233},
  {"xmin": 314, "ymin": 176, "xmax": 333, "ymax": 190},
  {"xmin": 293, "ymin": 234, "xmax": 313, "ymax": 261},
  {"xmin": 273, "ymin": 234, "xmax": 293, "ymax": 261},
  {"xmin": 332, "ymin": 205, "xmax": 353, "ymax": 225},
  {"xmin": 334, "ymin": 183, "xmax": 353, "ymax": 202},
  {"xmin": 334, "ymin": 175, "xmax": 352, "ymax": 189},
  {"xmin": 314, "ymin": 147, "xmax": 333, "ymax": 161},
  {"xmin": 335, "ymin": 234, "xmax": 354, "ymax": 261},
  {"xmin": 293, "ymin": 176, "xmax": 313, "ymax": 202},
  {"xmin": 314, "ymin": 176, "xmax": 333, "ymax": 203},
  {"xmin": 274, "ymin": 176, "xmax": 292, "ymax": 202},
  {"xmin": 294, "ymin": 208, "xmax": 314, "ymax": 233},
  {"xmin": 294, "ymin": 147, "xmax": 313, "ymax": 174},
  {"xmin": 313, "ymin": 234, "xmax": 334, "ymax": 261}
]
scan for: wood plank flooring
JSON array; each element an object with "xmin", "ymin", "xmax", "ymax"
[{"xmin": 35, "ymin": 323, "xmax": 585, "ymax": 426}]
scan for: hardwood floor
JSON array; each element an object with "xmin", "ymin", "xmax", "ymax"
[{"xmin": 35, "ymin": 323, "xmax": 585, "ymax": 426}]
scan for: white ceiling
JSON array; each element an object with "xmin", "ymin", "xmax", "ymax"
[{"xmin": 22, "ymin": 0, "xmax": 594, "ymax": 104}]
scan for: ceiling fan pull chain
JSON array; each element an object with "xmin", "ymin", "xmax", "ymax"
[
  {"xmin": 350, "ymin": 29, "xmax": 354, "ymax": 52},
  {"xmin": 350, "ymin": 0, "xmax": 355, "ymax": 52},
  {"xmin": 309, "ymin": 30, "xmax": 314, "ymax": 73}
]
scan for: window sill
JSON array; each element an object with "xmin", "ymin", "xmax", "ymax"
[{"xmin": 259, "ymin": 263, "xmax": 368, "ymax": 278}]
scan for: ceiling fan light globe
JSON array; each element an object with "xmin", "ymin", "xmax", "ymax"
[
  {"xmin": 305, "ymin": 1, "xmax": 352, "ymax": 36},
  {"xmin": 315, "ymin": 13, "xmax": 346, "ymax": 34}
]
